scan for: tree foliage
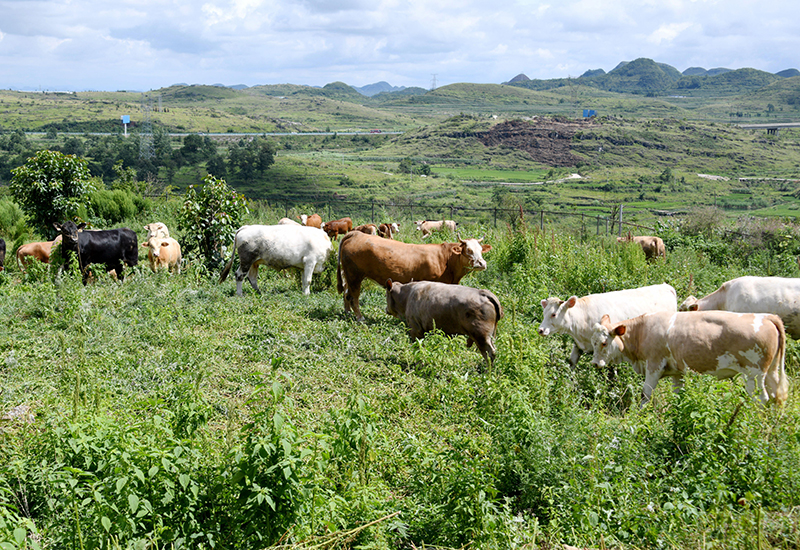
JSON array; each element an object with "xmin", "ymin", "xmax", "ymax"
[
  {"xmin": 178, "ymin": 174, "xmax": 249, "ymax": 271},
  {"xmin": 10, "ymin": 149, "xmax": 94, "ymax": 236}
]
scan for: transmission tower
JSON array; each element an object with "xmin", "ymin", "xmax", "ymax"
[
  {"xmin": 139, "ymin": 93, "xmax": 155, "ymax": 161},
  {"xmin": 430, "ymin": 74, "xmax": 437, "ymax": 91}
]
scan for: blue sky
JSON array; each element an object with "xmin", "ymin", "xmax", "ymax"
[{"xmin": 0, "ymin": 0, "xmax": 797, "ymax": 91}]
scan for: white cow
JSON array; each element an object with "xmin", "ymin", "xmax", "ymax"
[
  {"xmin": 591, "ymin": 311, "xmax": 788, "ymax": 406},
  {"xmin": 415, "ymin": 220, "xmax": 457, "ymax": 238},
  {"xmin": 219, "ymin": 225, "xmax": 332, "ymax": 295},
  {"xmin": 538, "ymin": 283, "xmax": 677, "ymax": 366},
  {"xmin": 680, "ymin": 276, "xmax": 800, "ymax": 339},
  {"xmin": 141, "ymin": 236, "xmax": 182, "ymax": 274},
  {"xmin": 144, "ymin": 222, "xmax": 170, "ymax": 239},
  {"xmin": 277, "ymin": 217, "xmax": 302, "ymax": 226}
]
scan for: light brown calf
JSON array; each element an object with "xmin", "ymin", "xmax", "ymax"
[
  {"xmin": 16, "ymin": 235, "xmax": 63, "ymax": 271},
  {"xmin": 616, "ymin": 235, "xmax": 665, "ymax": 260},
  {"xmin": 141, "ymin": 236, "xmax": 182, "ymax": 274}
]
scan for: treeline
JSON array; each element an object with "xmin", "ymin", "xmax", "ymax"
[{"xmin": 0, "ymin": 129, "xmax": 278, "ymax": 188}]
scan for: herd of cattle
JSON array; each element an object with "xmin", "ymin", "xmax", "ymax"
[{"xmin": 0, "ymin": 216, "xmax": 793, "ymax": 406}]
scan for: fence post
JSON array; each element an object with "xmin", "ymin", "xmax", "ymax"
[
  {"xmin": 596, "ymin": 215, "xmax": 600, "ymax": 235},
  {"xmin": 618, "ymin": 205, "xmax": 623, "ymax": 237},
  {"xmin": 371, "ymin": 199, "xmax": 375, "ymax": 223},
  {"xmin": 285, "ymin": 202, "xmax": 289, "ymax": 218},
  {"xmin": 540, "ymin": 210, "xmax": 544, "ymax": 231},
  {"xmin": 493, "ymin": 208, "xmax": 497, "ymax": 228}
]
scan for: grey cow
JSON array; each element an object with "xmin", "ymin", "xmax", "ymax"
[{"xmin": 385, "ymin": 279, "xmax": 503, "ymax": 367}]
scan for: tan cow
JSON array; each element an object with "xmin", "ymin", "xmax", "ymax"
[
  {"xmin": 352, "ymin": 223, "xmax": 378, "ymax": 235},
  {"xmin": 680, "ymin": 276, "xmax": 800, "ymax": 339},
  {"xmin": 616, "ymin": 235, "xmax": 665, "ymax": 260},
  {"xmin": 16, "ymin": 235, "xmax": 63, "ymax": 272},
  {"xmin": 298, "ymin": 214, "xmax": 323, "ymax": 229},
  {"xmin": 591, "ymin": 311, "xmax": 788, "ymax": 406},
  {"xmin": 415, "ymin": 219, "xmax": 457, "ymax": 238},
  {"xmin": 386, "ymin": 279, "xmax": 503, "ymax": 366},
  {"xmin": 141, "ymin": 236, "xmax": 182, "ymax": 274},
  {"xmin": 337, "ymin": 231, "xmax": 491, "ymax": 321}
]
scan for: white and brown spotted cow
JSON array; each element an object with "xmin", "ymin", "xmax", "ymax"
[{"xmin": 591, "ymin": 310, "xmax": 789, "ymax": 406}]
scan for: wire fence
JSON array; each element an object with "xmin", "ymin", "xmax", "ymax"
[{"xmin": 245, "ymin": 192, "xmax": 661, "ymax": 238}]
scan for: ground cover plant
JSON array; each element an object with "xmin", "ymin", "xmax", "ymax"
[{"xmin": 0, "ymin": 196, "xmax": 799, "ymax": 549}]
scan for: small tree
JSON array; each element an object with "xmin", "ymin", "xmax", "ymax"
[
  {"xmin": 10, "ymin": 149, "xmax": 94, "ymax": 236},
  {"xmin": 178, "ymin": 175, "xmax": 249, "ymax": 271}
]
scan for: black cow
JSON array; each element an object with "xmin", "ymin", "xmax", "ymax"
[
  {"xmin": 54, "ymin": 221, "xmax": 138, "ymax": 282},
  {"xmin": 0, "ymin": 237, "xmax": 5, "ymax": 271}
]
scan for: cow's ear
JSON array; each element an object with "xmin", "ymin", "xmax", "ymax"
[
  {"xmin": 53, "ymin": 222, "xmax": 62, "ymax": 231},
  {"xmin": 600, "ymin": 314, "xmax": 611, "ymax": 326},
  {"xmin": 481, "ymin": 244, "xmax": 492, "ymax": 253},
  {"xmin": 566, "ymin": 296, "xmax": 578, "ymax": 308},
  {"xmin": 77, "ymin": 222, "xmax": 87, "ymax": 230},
  {"xmin": 688, "ymin": 304, "xmax": 699, "ymax": 311},
  {"xmin": 541, "ymin": 299, "xmax": 548, "ymax": 308},
  {"xmin": 141, "ymin": 242, "xmax": 148, "ymax": 248},
  {"xmin": 161, "ymin": 241, "xmax": 170, "ymax": 247},
  {"xmin": 614, "ymin": 325, "xmax": 627, "ymax": 336},
  {"xmin": 385, "ymin": 279, "xmax": 393, "ymax": 289}
]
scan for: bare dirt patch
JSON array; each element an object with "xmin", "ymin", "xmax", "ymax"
[{"xmin": 476, "ymin": 118, "xmax": 593, "ymax": 167}]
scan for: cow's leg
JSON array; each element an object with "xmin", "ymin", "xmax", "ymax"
[
  {"xmin": 347, "ymin": 279, "xmax": 364, "ymax": 321},
  {"xmin": 234, "ymin": 267, "xmax": 246, "ymax": 296},
  {"xmin": 246, "ymin": 264, "xmax": 261, "ymax": 293},
  {"xmin": 569, "ymin": 344, "xmax": 582, "ymax": 366},
  {"xmin": 640, "ymin": 366, "xmax": 662, "ymax": 407},
  {"xmin": 746, "ymin": 369, "xmax": 769, "ymax": 404},
  {"xmin": 301, "ymin": 259, "xmax": 315, "ymax": 295}
]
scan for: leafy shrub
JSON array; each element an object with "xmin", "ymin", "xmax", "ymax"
[
  {"xmin": 86, "ymin": 189, "xmax": 149, "ymax": 225},
  {"xmin": 178, "ymin": 175, "xmax": 249, "ymax": 271},
  {"xmin": 10, "ymin": 150, "xmax": 94, "ymax": 236}
]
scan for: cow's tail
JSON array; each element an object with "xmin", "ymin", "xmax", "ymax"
[
  {"xmin": 336, "ymin": 232, "xmax": 351, "ymax": 294},
  {"xmin": 769, "ymin": 315, "xmax": 789, "ymax": 405},
  {"xmin": 483, "ymin": 290, "xmax": 504, "ymax": 324},
  {"xmin": 219, "ymin": 230, "xmax": 240, "ymax": 283}
]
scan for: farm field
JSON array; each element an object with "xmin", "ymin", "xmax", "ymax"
[{"xmin": 1, "ymin": 198, "xmax": 800, "ymax": 549}]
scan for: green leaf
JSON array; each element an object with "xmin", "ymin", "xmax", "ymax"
[
  {"xmin": 128, "ymin": 493, "xmax": 140, "ymax": 513},
  {"xmin": 13, "ymin": 528, "xmax": 26, "ymax": 545},
  {"xmin": 101, "ymin": 516, "xmax": 112, "ymax": 532},
  {"xmin": 179, "ymin": 474, "xmax": 190, "ymax": 489}
]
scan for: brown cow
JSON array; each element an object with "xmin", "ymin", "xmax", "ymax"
[
  {"xmin": 385, "ymin": 279, "xmax": 503, "ymax": 366},
  {"xmin": 378, "ymin": 222, "xmax": 400, "ymax": 239},
  {"xmin": 322, "ymin": 217, "xmax": 353, "ymax": 240},
  {"xmin": 353, "ymin": 223, "xmax": 378, "ymax": 235},
  {"xmin": 16, "ymin": 235, "xmax": 63, "ymax": 272},
  {"xmin": 616, "ymin": 235, "xmax": 665, "ymax": 260},
  {"xmin": 298, "ymin": 214, "xmax": 323, "ymax": 228},
  {"xmin": 337, "ymin": 230, "xmax": 491, "ymax": 321},
  {"xmin": 591, "ymin": 311, "xmax": 788, "ymax": 406}
]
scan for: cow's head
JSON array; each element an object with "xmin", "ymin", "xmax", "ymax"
[
  {"xmin": 384, "ymin": 279, "xmax": 407, "ymax": 318},
  {"xmin": 538, "ymin": 295, "xmax": 578, "ymax": 336},
  {"xmin": 53, "ymin": 220, "xmax": 86, "ymax": 250},
  {"xmin": 679, "ymin": 296, "xmax": 700, "ymax": 311},
  {"xmin": 390, "ymin": 222, "xmax": 400, "ymax": 234},
  {"xmin": 142, "ymin": 237, "xmax": 169, "ymax": 258},
  {"xmin": 591, "ymin": 314, "xmax": 626, "ymax": 368},
  {"xmin": 144, "ymin": 222, "xmax": 169, "ymax": 239},
  {"xmin": 457, "ymin": 238, "xmax": 490, "ymax": 271},
  {"xmin": 414, "ymin": 220, "xmax": 425, "ymax": 230},
  {"xmin": 299, "ymin": 214, "xmax": 308, "ymax": 225}
]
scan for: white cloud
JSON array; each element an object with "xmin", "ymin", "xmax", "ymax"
[{"xmin": 0, "ymin": 0, "xmax": 798, "ymax": 90}]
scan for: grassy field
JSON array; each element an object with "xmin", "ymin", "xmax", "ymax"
[{"xmin": 1, "ymin": 198, "xmax": 800, "ymax": 549}]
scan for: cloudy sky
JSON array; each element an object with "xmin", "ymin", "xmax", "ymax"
[{"xmin": 1, "ymin": 0, "xmax": 798, "ymax": 92}]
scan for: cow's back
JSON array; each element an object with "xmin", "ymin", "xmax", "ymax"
[
  {"xmin": 238, "ymin": 224, "xmax": 330, "ymax": 266},
  {"xmin": 79, "ymin": 228, "xmax": 138, "ymax": 267},
  {"xmin": 717, "ymin": 276, "xmax": 800, "ymax": 338},
  {"xmin": 339, "ymin": 231, "xmax": 450, "ymax": 284}
]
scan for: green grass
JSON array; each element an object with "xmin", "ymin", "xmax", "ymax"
[{"xmin": 1, "ymin": 201, "xmax": 800, "ymax": 549}]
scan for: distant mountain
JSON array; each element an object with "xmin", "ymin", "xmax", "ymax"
[
  {"xmin": 507, "ymin": 74, "xmax": 530, "ymax": 84},
  {"xmin": 580, "ymin": 69, "xmax": 605, "ymax": 79},
  {"xmin": 777, "ymin": 69, "xmax": 800, "ymax": 78},
  {"xmin": 353, "ymin": 81, "xmax": 407, "ymax": 97},
  {"xmin": 682, "ymin": 67, "xmax": 707, "ymax": 76}
]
